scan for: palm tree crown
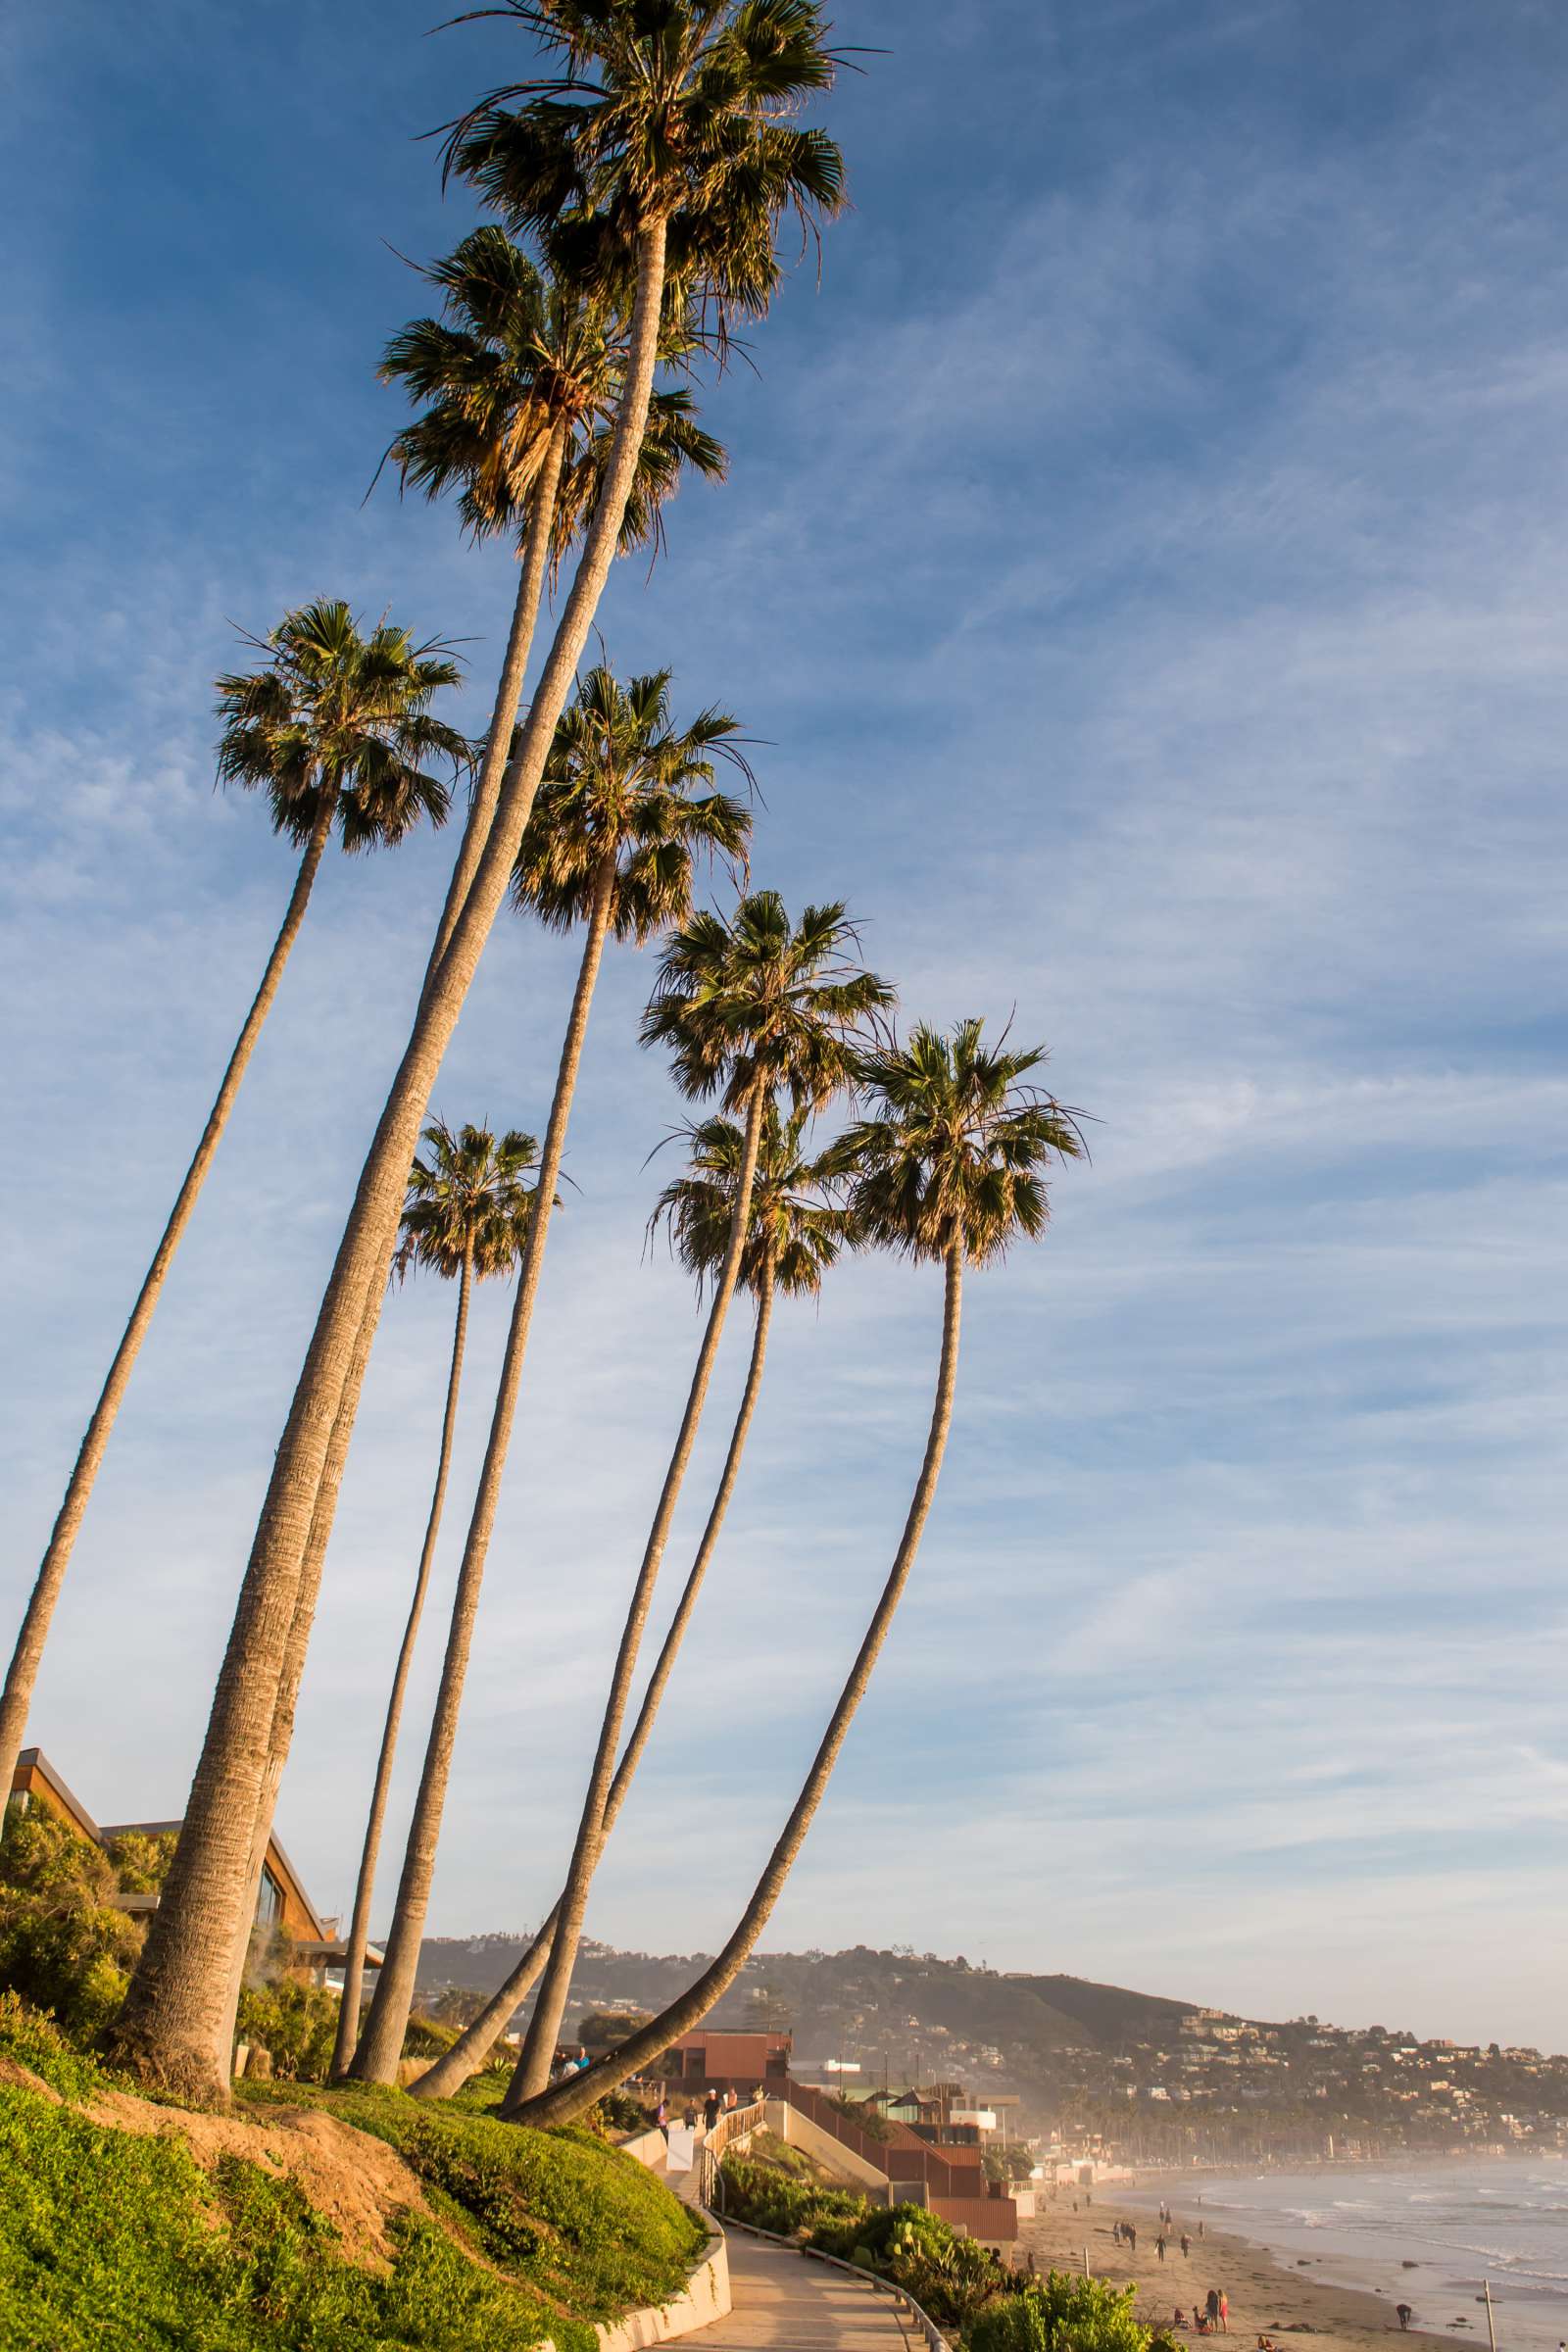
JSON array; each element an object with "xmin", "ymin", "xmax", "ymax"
[
  {"xmin": 514, "ymin": 663, "xmax": 752, "ymax": 943},
  {"xmin": 652, "ymin": 1099, "xmax": 844, "ymax": 1298},
  {"xmin": 379, "ymin": 225, "xmax": 725, "ymax": 558},
  {"xmin": 396, "ymin": 1120, "xmax": 545, "ymax": 1285},
  {"xmin": 641, "ymin": 890, "xmax": 894, "ymax": 1112},
  {"xmin": 834, "ymin": 1019, "xmax": 1086, "ymax": 1266},
  {"xmin": 214, "ymin": 599, "xmax": 467, "ymax": 852},
  {"xmin": 443, "ymin": 0, "xmax": 848, "ymax": 332}
]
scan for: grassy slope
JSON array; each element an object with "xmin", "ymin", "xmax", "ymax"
[{"xmin": 0, "ymin": 2007, "xmax": 705, "ymax": 2352}]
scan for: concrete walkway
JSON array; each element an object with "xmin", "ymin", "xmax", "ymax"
[{"xmin": 681, "ymin": 2227, "xmax": 924, "ymax": 2352}]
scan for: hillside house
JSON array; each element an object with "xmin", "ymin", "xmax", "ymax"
[
  {"xmin": 9, "ymin": 1747, "xmax": 368, "ymax": 1987},
  {"xmin": 661, "ymin": 2028, "xmax": 792, "ymax": 2097}
]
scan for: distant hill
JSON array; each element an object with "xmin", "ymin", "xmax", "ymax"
[{"xmin": 415, "ymin": 1936, "xmax": 1213, "ymax": 2119}]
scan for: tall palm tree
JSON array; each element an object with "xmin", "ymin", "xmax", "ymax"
[
  {"xmin": 508, "ymin": 891, "xmax": 891, "ymax": 2106},
  {"xmin": 112, "ymin": 0, "xmax": 845, "ymax": 2104},
  {"xmin": 512, "ymin": 1017, "xmax": 1085, "ymax": 2129},
  {"xmin": 328, "ymin": 1122, "xmax": 543, "ymax": 2078},
  {"xmin": 0, "ymin": 602, "xmax": 465, "ymax": 1813},
  {"xmin": 348, "ymin": 667, "xmax": 751, "ymax": 2082},
  {"xmin": 379, "ymin": 225, "xmax": 726, "ymax": 970},
  {"xmin": 253, "ymin": 234, "xmax": 733, "ymax": 1966},
  {"xmin": 411, "ymin": 1097, "xmax": 842, "ymax": 2100}
]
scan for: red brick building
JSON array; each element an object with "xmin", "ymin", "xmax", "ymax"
[{"xmin": 661, "ymin": 2028, "xmax": 792, "ymax": 2097}]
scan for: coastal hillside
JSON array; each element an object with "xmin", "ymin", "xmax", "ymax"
[
  {"xmin": 415, "ymin": 1938, "xmax": 1568, "ymax": 2157},
  {"xmin": 415, "ymin": 1936, "xmax": 1213, "ymax": 2096}
]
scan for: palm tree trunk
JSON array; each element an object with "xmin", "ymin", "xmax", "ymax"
[
  {"xmin": 411, "ymin": 1271, "xmax": 776, "ymax": 2101},
  {"xmin": 330, "ymin": 1248, "xmax": 474, "ymax": 2079},
  {"xmin": 508, "ymin": 1083, "xmax": 767, "ymax": 2106},
  {"xmin": 110, "ymin": 220, "xmax": 667, "ymax": 2104},
  {"xmin": 220, "ymin": 447, "xmax": 566, "ymax": 1985},
  {"xmin": 349, "ymin": 856, "xmax": 617, "ymax": 2084},
  {"xmin": 513, "ymin": 1241, "xmax": 964, "ymax": 2132},
  {"xmin": 427, "ymin": 430, "xmax": 565, "ymax": 977},
  {"xmin": 0, "ymin": 787, "xmax": 337, "ymax": 1812},
  {"xmin": 220, "ymin": 1281, "xmax": 385, "ymax": 2060}
]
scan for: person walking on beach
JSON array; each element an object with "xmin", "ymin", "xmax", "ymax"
[
  {"xmin": 1128, "ymin": 2224, "xmax": 1138, "ymax": 2253},
  {"xmin": 1206, "ymin": 2289, "xmax": 1221, "ymax": 2331},
  {"xmin": 1219, "ymin": 2291, "xmax": 1230, "ymax": 2333},
  {"xmin": 1157, "ymin": 2235, "xmax": 1167, "ymax": 2264},
  {"xmin": 1182, "ymin": 2233, "xmax": 1192, "ymax": 2259},
  {"xmin": 1199, "ymin": 2222, "xmax": 1205, "ymax": 2240},
  {"xmin": 1396, "ymin": 2306, "xmax": 1412, "ymax": 2330}
]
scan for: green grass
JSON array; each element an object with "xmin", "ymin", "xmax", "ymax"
[
  {"xmin": 0, "ymin": 2005, "xmax": 706, "ymax": 2352},
  {"xmin": 241, "ymin": 2079, "xmax": 709, "ymax": 2322}
]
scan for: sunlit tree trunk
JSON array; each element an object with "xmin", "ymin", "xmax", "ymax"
[
  {"xmin": 411, "ymin": 1269, "xmax": 775, "ymax": 2100},
  {"xmin": 509, "ymin": 1083, "xmax": 766, "ymax": 2103},
  {"xmin": 349, "ymin": 855, "xmax": 617, "ymax": 2083},
  {"xmin": 330, "ymin": 1245, "xmax": 474, "ymax": 2078},
  {"xmin": 220, "ymin": 442, "xmax": 567, "ymax": 2027},
  {"xmin": 511, "ymin": 1241, "xmax": 963, "ymax": 2131}
]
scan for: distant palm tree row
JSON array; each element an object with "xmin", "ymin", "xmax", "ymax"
[{"xmin": 3, "ymin": 0, "xmax": 1085, "ymax": 2126}]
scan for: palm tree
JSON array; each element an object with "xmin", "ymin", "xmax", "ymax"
[
  {"xmin": 112, "ymin": 0, "xmax": 845, "ymax": 2104},
  {"xmin": 328, "ymin": 1122, "xmax": 543, "ymax": 2078},
  {"xmin": 0, "ymin": 602, "xmax": 465, "ymax": 1813},
  {"xmin": 512, "ymin": 1016, "xmax": 1084, "ymax": 2129},
  {"xmin": 245, "ymin": 234, "xmax": 733, "ymax": 1970},
  {"xmin": 379, "ymin": 225, "xmax": 726, "ymax": 968},
  {"xmin": 410, "ymin": 1097, "xmax": 842, "ymax": 2100},
  {"xmin": 507, "ymin": 891, "xmax": 891, "ymax": 2105},
  {"xmin": 348, "ymin": 667, "xmax": 751, "ymax": 2082}
]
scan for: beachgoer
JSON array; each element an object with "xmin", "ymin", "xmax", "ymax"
[
  {"xmin": 1396, "ymin": 2309, "xmax": 1412, "ymax": 2332},
  {"xmin": 1112, "ymin": 2223, "xmax": 1122, "ymax": 2245},
  {"xmin": 1205, "ymin": 2289, "xmax": 1221, "ymax": 2329},
  {"xmin": 704, "ymin": 2091, "xmax": 720, "ymax": 2132},
  {"xmin": 1128, "ymin": 2225, "xmax": 1138, "ymax": 2253},
  {"xmin": 1158, "ymin": 2237, "xmax": 1167, "ymax": 2264},
  {"xmin": 656, "ymin": 2098, "xmax": 669, "ymax": 2142},
  {"xmin": 682, "ymin": 2103, "xmax": 697, "ymax": 2130},
  {"xmin": 1199, "ymin": 2223, "xmax": 1205, "ymax": 2240},
  {"xmin": 1182, "ymin": 2234, "xmax": 1192, "ymax": 2259},
  {"xmin": 1219, "ymin": 2290, "xmax": 1229, "ymax": 2333}
]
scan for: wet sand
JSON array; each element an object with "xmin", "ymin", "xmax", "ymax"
[{"xmin": 1016, "ymin": 2192, "xmax": 1453, "ymax": 2352}]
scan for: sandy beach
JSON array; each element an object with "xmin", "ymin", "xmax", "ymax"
[{"xmin": 1015, "ymin": 2190, "xmax": 1454, "ymax": 2352}]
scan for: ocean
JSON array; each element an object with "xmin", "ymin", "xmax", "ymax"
[{"xmin": 1125, "ymin": 2161, "xmax": 1568, "ymax": 2352}]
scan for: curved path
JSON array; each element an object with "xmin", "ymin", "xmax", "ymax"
[{"xmin": 684, "ymin": 2227, "xmax": 923, "ymax": 2352}]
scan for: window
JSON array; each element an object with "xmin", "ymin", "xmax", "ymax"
[{"xmin": 256, "ymin": 1865, "xmax": 284, "ymax": 1929}]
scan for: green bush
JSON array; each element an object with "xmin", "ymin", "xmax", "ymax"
[
  {"xmin": 968, "ymin": 2271, "xmax": 1152, "ymax": 2352},
  {"xmin": 0, "ymin": 1801, "xmax": 141, "ymax": 2040},
  {"xmin": 235, "ymin": 1974, "xmax": 339, "ymax": 2082}
]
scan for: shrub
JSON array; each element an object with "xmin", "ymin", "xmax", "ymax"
[
  {"xmin": 235, "ymin": 1976, "xmax": 338, "ymax": 2082},
  {"xmin": 0, "ymin": 1800, "xmax": 141, "ymax": 2040},
  {"xmin": 968, "ymin": 2271, "xmax": 1152, "ymax": 2352}
]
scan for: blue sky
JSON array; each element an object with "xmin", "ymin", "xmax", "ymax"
[{"xmin": 4, "ymin": 0, "xmax": 1566, "ymax": 2052}]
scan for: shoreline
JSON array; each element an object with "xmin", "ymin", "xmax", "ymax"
[{"xmin": 1016, "ymin": 2189, "xmax": 1452, "ymax": 2352}]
